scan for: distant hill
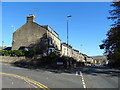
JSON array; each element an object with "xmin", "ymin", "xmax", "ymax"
[{"xmin": 91, "ymin": 55, "xmax": 107, "ymax": 61}]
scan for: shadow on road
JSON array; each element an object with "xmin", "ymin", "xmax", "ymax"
[
  {"xmin": 81, "ymin": 66, "xmax": 120, "ymax": 78},
  {"xmin": 10, "ymin": 59, "xmax": 120, "ymax": 77},
  {"xmin": 11, "ymin": 61, "xmax": 77, "ymax": 75}
]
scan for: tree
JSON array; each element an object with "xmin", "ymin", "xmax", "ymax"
[{"xmin": 100, "ymin": 1, "xmax": 120, "ymax": 67}]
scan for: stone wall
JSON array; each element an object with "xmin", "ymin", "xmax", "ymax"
[
  {"xmin": 0, "ymin": 56, "xmax": 25, "ymax": 64},
  {"xmin": 12, "ymin": 22, "xmax": 48, "ymax": 50}
]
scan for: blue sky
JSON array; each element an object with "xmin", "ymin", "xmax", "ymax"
[{"xmin": 2, "ymin": 2, "xmax": 113, "ymax": 56}]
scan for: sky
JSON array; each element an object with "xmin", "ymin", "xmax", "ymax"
[
  {"xmin": 1, "ymin": 0, "xmax": 113, "ymax": 2},
  {"xmin": 1, "ymin": 2, "xmax": 114, "ymax": 56}
]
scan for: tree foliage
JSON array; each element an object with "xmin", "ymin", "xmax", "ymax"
[{"xmin": 100, "ymin": 1, "xmax": 120, "ymax": 67}]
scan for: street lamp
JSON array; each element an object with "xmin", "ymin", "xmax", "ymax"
[
  {"xmin": 67, "ymin": 15, "xmax": 72, "ymax": 56},
  {"xmin": 66, "ymin": 15, "xmax": 72, "ymax": 68}
]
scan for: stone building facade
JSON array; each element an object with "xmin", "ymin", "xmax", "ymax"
[
  {"xmin": 78, "ymin": 53, "xmax": 85, "ymax": 62},
  {"xmin": 86, "ymin": 57, "xmax": 94, "ymax": 63},
  {"xmin": 72, "ymin": 49, "xmax": 80, "ymax": 61},
  {"xmin": 61, "ymin": 43, "xmax": 72, "ymax": 57},
  {"xmin": 12, "ymin": 15, "xmax": 61, "ymax": 56},
  {"xmin": 12, "ymin": 14, "xmax": 93, "ymax": 65},
  {"xmin": 61, "ymin": 43, "xmax": 86, "ymax": 62}
]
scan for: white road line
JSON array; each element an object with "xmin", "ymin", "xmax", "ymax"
[
  {"xmin": 48, "ymin": 72, "xmax": 52, "ymax": 73},
  {"xmin": 80, "ymin": 71, "xmax": 86, "ymax": 88},
  {"xmin": 82, "ymin": 82, "xmax": 85, "ymax": 85},
  {"xmin": 76, "ymin": 71, "xmax": 78, "ymax": 75},
  {"xmin": 82, "ymin": 79, "xmax": 84, "ymax": 81},
  {"xmin": 11, "ymin": 82, "xmax": 14, "ymax": 85},
  {"xmin": 83, "ymin": 84, "xmax": 86, "ymax": 88}
]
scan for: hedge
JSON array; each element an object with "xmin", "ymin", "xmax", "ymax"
[{"xmin": 0, "ymin": 50, "xmax": 26, "ymax": 56}]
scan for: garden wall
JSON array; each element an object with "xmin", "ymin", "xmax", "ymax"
[{"xmin": 0, "ymin": 56, "xmax": 25, "ymax": 64}]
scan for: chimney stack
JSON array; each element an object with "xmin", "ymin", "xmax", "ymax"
[{"xmin": 27, "ymin": 14, "xmax": 35, "ymax": 23}]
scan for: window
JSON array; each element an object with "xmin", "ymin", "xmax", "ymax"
[
  {"xmin": 64, "ymin": 48, "xmax": 66, "ymax": 55},
  {"xmin": 48, "ymin": 48, "xmax": 55, "ymax": 54},
  {"xmin": 49, "ymin": 49, "xmax": 52, "ymax": 53},
  {"xmin": 49, "ymin": 38, "xmax": 53, "ymax": 45}
]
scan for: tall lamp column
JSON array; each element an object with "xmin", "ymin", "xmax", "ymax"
[{"xmin": 67, "ymin": 15, "xmax": 72, "ymax": 68}]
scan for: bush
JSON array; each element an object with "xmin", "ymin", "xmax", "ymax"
[
  {"xmin": 15, "ymin": 50, "xmax": 25, "ymax": 56},
  {"xmin": 0, "ymin": 50, "xmax": 2, "ymax": 56},
  {"xmin": 25, "ymin": 49, "xmax": 35, "ymax": 58},
  {"xmin": 1, "ymin": 50, "xmax": 10, "ymax": 56},
  {"xmin": 1, "ymin": 50, "xmax": 25, "ymax": 56}
]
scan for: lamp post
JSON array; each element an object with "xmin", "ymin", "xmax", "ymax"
[{"xmin": 67, "ymin": 15, "xmax": 72, "ymax": 68}]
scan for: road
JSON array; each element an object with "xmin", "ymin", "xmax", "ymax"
[
  {"xmin": 1, "ymin": 63, "xmax": 120, "ymax": 89},
  {"xmin": 81, "ymin": 66, "xmax": 120, "ymax": 89}
]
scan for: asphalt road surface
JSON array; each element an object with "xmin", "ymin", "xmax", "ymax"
[
  {"xmin": 1, "ymin": 63, "xmax": 120, "ymax": 90},
  {"xmin": 81, "ymin": 66, "xmax": 120, "ymax": 89}
]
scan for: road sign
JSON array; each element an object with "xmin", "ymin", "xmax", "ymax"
[{"xmin": 57, "ymin": 62, "xmax": 63, "ymax": 65}]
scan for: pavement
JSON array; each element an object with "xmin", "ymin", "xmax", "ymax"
[{"xmin": 0, "ymin": 63, "xmax": 120, "ymax": 90}]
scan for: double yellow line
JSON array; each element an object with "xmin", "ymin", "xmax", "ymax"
[{"xmin": 0, "ymin": 72, "xmax": 51, "ymax": 90}]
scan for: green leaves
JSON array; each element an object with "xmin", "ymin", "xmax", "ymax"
[
  {"xmin": 100, "ymin": 2, "xmax": 120, "ymax": 67},
  {"xmin": 108, "ymin": 2, "xmax": 120, "ymax": 27},
  {"xmin": 1, "ymin": 50, "xmax": 25, "ymax": 56}
]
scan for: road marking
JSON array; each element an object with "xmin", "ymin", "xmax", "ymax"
[
  {"xmin": 80, "ymin": 71, "xmax": 86, "ymax": 89},
  {"xmin": 24, "ymin": 79, "xmax": 38, "ymax": 88},
  {"xmin": 0, "ymin": 72, "xmax": 51, "ymax": 90},
  {"xmin": 76, "ymin": 71, "xmax": 78, "ymax": 75},
  {"xmin": 11, "ymin": 82, "xmax": 14, "ymax": 85},
  {"xmin": 48, "ymin": 72, "xmax": 52, "ymax": 73}
]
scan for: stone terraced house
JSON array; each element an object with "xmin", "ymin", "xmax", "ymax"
[
  {"xmin": 12, "ymin": 14, "xmax": 61, "ymax": 56},
  {"xmin": 12, "ymin": 14, "xmax": 93, "ymax": 64},
  {"xmin": 61, "ymin": 43, "xmax": 86, "ymax": 62}
]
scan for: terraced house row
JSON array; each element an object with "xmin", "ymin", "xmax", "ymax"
[{"xmin": 12, "ymin": 14, "xmax": 93, "ymax": 64}]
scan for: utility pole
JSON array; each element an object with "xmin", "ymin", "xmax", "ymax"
[{"xmin": 67, "ymin": 15, "xmax": 72, "ymax": 68}]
